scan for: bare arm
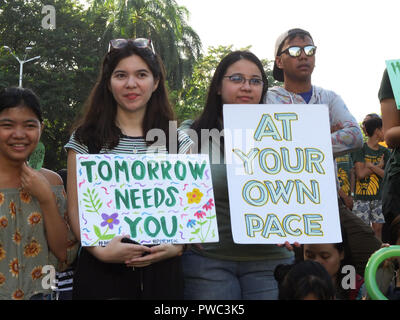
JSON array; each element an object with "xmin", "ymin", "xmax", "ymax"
[
  {"xmin": 354, "ymin": 161, "xmax": 373, "ymax": 180},
  {"xmin": 21, "ymin": 163, "xmax": 69, "ymax": 262},
  {"xmin": 365, "ymin": 158, "xmax": 385, "ymax": 178},
  {"xmin": 330, "ymin": 94, "xmax": 363, "ymax": 157},
  {"xmin": 381, "ymin": 98, "xmax": 400, "ymax": 148}
]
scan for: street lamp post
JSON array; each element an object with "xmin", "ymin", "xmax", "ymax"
[{"xmin": 2, "ymin": 46, "xmax": 40, "ymax": 87}]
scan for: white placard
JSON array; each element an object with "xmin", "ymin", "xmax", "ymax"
[
  {"xmin": 223, "ymin": 104, "xmax": 342, "ymax": 244},
  {"xmin": 76, "ymin": 153, "xmax": 219, "ymax": 246}
]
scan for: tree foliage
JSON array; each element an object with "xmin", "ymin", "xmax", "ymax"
[
  {"xmin": 0, "ymin": 0, "xmax": 107, "ymax": 171},
  {"xmin": 0, "ymin": 0, "xmax": 201, "ymax": 171},
  {"xmin": 0, "ymin": 1, "xmax": 277, "ymax": 171},
  {"xmin": 89, "ymin": 0, "xmax": 202, "ymax": 90}
]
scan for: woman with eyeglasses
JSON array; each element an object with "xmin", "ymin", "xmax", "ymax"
[
  {"xmin": 179, "ymin": 51, "xmax": 294, "ymax": 300},
  {"xmin": 65, "ymin": 38, "xmax": 193, "ymax": 300}
]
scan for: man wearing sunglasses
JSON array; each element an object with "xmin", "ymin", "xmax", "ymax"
[{"xmin": 266, "ymin": 28, "xmax": 382, "ymax": 277}]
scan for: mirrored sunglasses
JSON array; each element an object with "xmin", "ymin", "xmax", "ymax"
[{"xmin": 281, "ymin": 45, "xmax": 317, "ymax": 57}]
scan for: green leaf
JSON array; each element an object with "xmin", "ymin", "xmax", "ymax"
[
  {"xmin": 93, "ymin": 225, "xmax": 102, "ymax": 237},
  {"xmin": 100, "ymin": 234, "xmax": 116, "ymax": 240}
]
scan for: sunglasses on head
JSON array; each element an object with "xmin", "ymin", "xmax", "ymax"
[
  {"xmin": 108, "ymin": 38, "xmax": 155, "ymax": 54},
  {"xmin": 280, "ymin": 45, "xmax": 317, "ymax": 57}
]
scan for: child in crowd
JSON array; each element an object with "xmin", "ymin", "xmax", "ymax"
[{"xmin": 274, "ymin": 260, "xmax": 335, "ymax": 300}]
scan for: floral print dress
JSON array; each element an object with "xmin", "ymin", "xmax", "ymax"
[{"xmin": 0, "ymin": 186, "xmax": 78, "ymax": 300}]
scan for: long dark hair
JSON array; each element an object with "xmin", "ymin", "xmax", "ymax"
[
  {"xmin": 190, "ymin": 50, "xmax": 268, "ymax": 151},
  {"xmin": 73, "ymin": 42, "xmax": 175, "ymax": 152}
]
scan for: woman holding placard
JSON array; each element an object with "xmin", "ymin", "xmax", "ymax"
[
  {"xmin": 179, "ymin": 51, "xmax": 294, "ymax": 300},
  {"xmin": 0, "ymin": 87, "xmax": 77, "ymax": 300},
  {"xmin": 65, "ymin": 38, "xmax": 192, "ymax": 299}
]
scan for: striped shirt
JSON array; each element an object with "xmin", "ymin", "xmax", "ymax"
[{"xmin": 65, "ymin": 130, "xmax": 193, "ymax": 155}]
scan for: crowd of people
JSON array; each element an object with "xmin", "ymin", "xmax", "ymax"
[{"xmin": 0, "ymin": 28, "xmax": 399, "ymax": 300}]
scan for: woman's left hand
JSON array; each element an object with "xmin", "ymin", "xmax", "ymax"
[{"xmin": 125, "ymin": 244, "xmax": 184, "ymax": 268}]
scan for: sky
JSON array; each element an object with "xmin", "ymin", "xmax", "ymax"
[{"xmin": 176, "ymin": 0, "xmax": 400, "ymax": 122}]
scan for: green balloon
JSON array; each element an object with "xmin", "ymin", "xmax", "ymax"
[
  {"xmin": 28, "ymin": 142, "xmax": 45, "ymax": 170},
  {"xmin": 364, "ymin": 245, "xmax": 400, "ymax": 300}
]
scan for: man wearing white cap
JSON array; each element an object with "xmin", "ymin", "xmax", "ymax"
[{"xmin": 266, "ymin": 28, "xmax": 382, "ymax": 276}]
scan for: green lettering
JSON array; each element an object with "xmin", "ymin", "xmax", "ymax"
[
  {"xmin": 98, "ymin": 160, "xmax": 112, "ymax": 181},
  {"xmin": 154, "ymin": 188, "xmax": 165, "ymax": 208},
  {"xmin": 188, "ymin": 161, "xmax": 206, "ymax": 179},
  {"xmin": 129, "ymin": 189, "xmax": 141, "ymax": 209},
  {"xmin": 165, "ymin": 186, "xmax": 178, "ymax": 207},
  {"xmin": 131, "ymin": 161, "xmax": 145, "ymax": 180},
  {"xmin": 142, "ymin": 189, "xmax": 153, "ymax": 209},
  {"xmin": 124, "ymin": 217, "xmax": 142, "ymax": 238},
  {"xmin": 147, "ymin": 160, "xmax": 160, "ymax": 180},
  {"xmin": 160, "ymin": 161, "xmax": 172, "ymax": 179},
  {"xmin": 174, "ymin": 161, "xmax": 187, "ymax": 180},
  {"xmin": 161, "ymin": 216, "xmax": 177, "ymax": 237},
  {"xmin": 144, "ymin": 216, "xmax": 161, "ymax": 237},
  {"xmin": 115, "ymin": 160, "xmax": 129, "ymax": 183},
  {"xmin": 115, "ymin": 189, "xmax": 130, "ymax": 210},
  {"xmin": 80, "ymin": 161, "xmax": 96, "ymax": 182}
]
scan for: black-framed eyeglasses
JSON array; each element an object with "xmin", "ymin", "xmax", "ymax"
[
  {"xmin": 108, "ymin": 38, "xmax": 155, "ymax": 54},
  {"xmin": 280, "ymin": 45, "xmax": 317, "ymax": 57},
  {"xmin": 223, "ymin": 74, "xmax": 264, "ymax": 86}
]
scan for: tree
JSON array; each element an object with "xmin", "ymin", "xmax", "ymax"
[
  {"xmin": 89, "ymin": 0, "xmax": 202, "ymax": 90},
  {"xmin": 0, "ymin": 0, "xmax": 108, "ymax": 170}
]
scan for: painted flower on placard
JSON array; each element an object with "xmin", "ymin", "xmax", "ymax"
[
  {"xmin": 187, "ymin": 188, "xmax": 203, "ymax": 204},
  {"xmin": 0, "ymin": 272, "xmax": 5, "ymax": 286},
  {"xmin": 0, "ymin": 192, "xmax": 4, "ymax": 206},
  {"xmin": 100, "ymin": 213, "xmax": 120, "ymax": 230},
  {"xmin": 187, "ymin": 219, "xmax": 197, "ymax": 228},
  {"xmin": 202, "ymin": 198, "xmax": 214, "ymax": 211},
  {"xmin": 194, "ymin": 210, "xmax": 206, "ymax": 219}
]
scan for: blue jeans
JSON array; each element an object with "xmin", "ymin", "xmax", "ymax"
[{"xmin": 182, "ymin": 251, "xmax": 293, "ymax": 300}]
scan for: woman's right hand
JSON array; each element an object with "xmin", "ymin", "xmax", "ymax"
[
  {"xmin": 88, "ymin": 236, "xmax": 152, "ymax": 264},
  {"xmin": 277, "ymin": 241, "xmax": 301, "ymax": 252}
]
